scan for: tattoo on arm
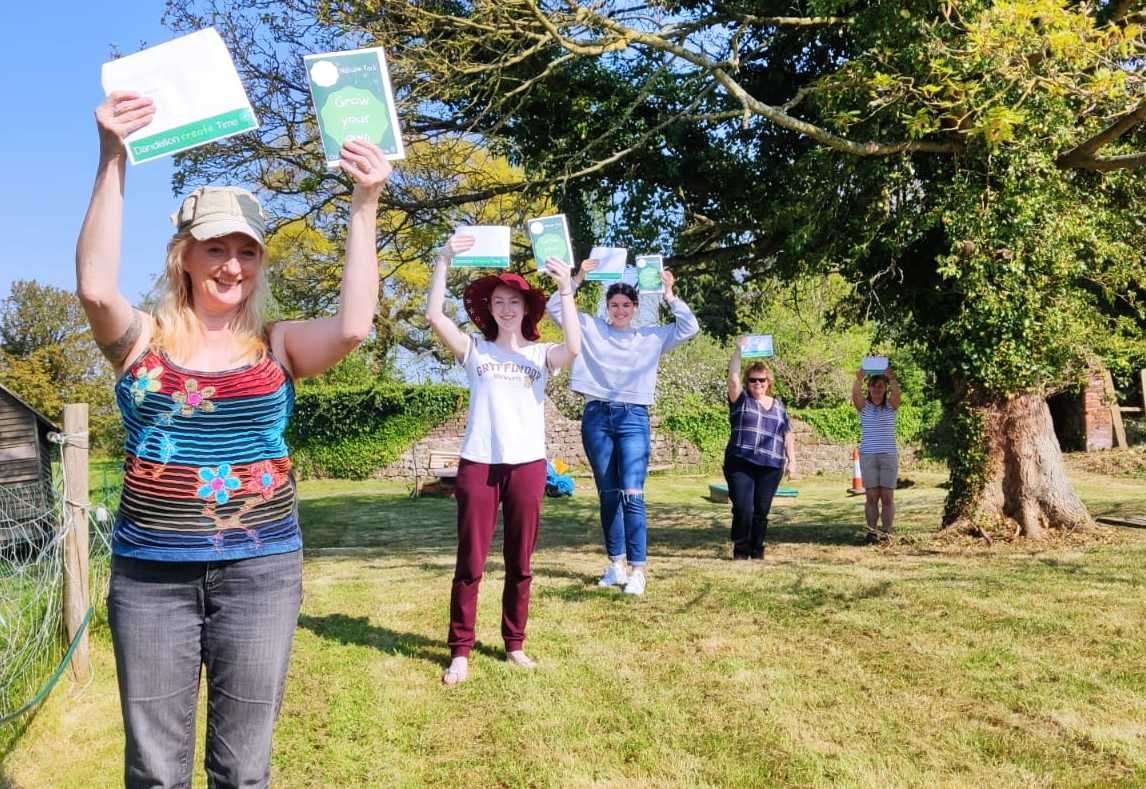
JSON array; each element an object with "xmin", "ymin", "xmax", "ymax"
[{"xmin": 97, "ymin": 311, "xmax": 142, "ymax": 366}]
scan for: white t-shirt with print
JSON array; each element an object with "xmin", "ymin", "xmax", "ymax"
[{"xmin": 460, "ymin": 336, "xmax": 555, "ymax": 464}]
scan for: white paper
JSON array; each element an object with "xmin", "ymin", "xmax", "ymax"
[
  {"xmin": 587, "ymin": 247, "xmax": 627, "ymax": 281},
  {"xmin": 101, "ymin": 28, "xmax": 258, "ymax": 165},
  {"xmin": 742, "ymin": 335, "xmax": 774, "ymax": 359},
  {"xmin": 862, "ymin": 355, "xmax": 889, "ymax": 374},
  {"xmin": 452, "ymin": 225, "xmax": 511, "ymax": 269}
]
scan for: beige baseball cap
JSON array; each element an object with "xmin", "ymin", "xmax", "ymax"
[{"xmin": 170, "ymin": 186, "xmax": 268, "ymax": 247}]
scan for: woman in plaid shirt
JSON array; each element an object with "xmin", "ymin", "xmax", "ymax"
[{"xmin": 723, "ymin": 336, "xmax": 797, "ymax": 559}]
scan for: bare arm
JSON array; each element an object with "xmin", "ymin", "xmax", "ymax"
[
  {"xmin": 75, "ymin": 92, "xmax": 156, "ymax": 372},
  {"xmin": 546, "ymin": 258, "xmax": 596, "ymax": 326},
  {"xmin": 727, "ymin": 336, "xmax": 745, "ymax": 402},
  {"xmin": 785, "ymin": 430, "xmax": 797, "ymax": 478},
  {"xmin": 851, "ymin": 368, "xmax": 866, "ymax": 411},
  {"xmin": 545, "ymin": 258, "xmax": 581, "ymax": 370},
  {"xmin": 273, "ymin": 141, "xmax": 392, "ymax": 379},
  {"xmin": 425, "ymin": 233, "xmax": 475, "ymax": 361},
  {"xmin": 888, "ymin": 368, "xmax": 902, "ymax": 409}
]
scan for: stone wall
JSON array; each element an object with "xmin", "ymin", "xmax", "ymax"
[
  {"xmin": 374, "ymin": 400, "xmax": 911, "ymax": 481},
  {"xmin": 374, "ymin": 398, "xmax": 702, "ymax": 479}
]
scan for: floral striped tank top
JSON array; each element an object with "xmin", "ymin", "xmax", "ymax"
[{"xmin": 112, "ymin": 349, "xmax": 300, "ymax": 561}]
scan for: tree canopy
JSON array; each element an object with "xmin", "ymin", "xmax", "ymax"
[{"xmin": 162, "ymin": 0, "xmax": 1146, "ymax": 532}]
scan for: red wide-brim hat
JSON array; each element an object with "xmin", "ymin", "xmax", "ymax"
[{"xmin": 462, "ymin": 272, "xmax": 548, "ymax": 341}]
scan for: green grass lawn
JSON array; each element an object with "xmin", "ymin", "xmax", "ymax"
[{"xmin": 5, "ymin": 469, "xmax": 1146, "ymax": 787}]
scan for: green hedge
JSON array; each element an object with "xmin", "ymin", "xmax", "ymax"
[
  {"xmin": 288, "ymin": 383, "xmax": 466, "ymax": 479},
  {"xmin": 657, "ymin": 398, "xmax": 942, "ymax": 466},
  {"xmin": 790, "ymin": 401, "xmax": 941, "ymax": 446}
]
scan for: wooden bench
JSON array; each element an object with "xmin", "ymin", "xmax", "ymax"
[{"xmin": 416, "ymin": 449, "xmax": 461, "ymax": 497}]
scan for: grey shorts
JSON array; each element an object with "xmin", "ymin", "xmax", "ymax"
[{"xmin": 860, "ymin": 452, "xmax": 898, "ymax": 489}]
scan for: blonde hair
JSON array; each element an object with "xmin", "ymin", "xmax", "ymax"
[{"xmin": 151, "ymin": 231, "xmax": 269, "ymax": 363}]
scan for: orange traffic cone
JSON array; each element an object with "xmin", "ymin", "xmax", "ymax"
[{"xmin": 847, "ymin": 448, "xmax": 865, "ymax": 495}]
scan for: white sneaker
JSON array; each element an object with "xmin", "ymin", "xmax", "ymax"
[
  {"xmin": 623, "ymin": 569, "xmax": 646, "ymax": 596},
  {"xmin": 598, "ymin": 562, "xmax": 628, "ymax": 587}
]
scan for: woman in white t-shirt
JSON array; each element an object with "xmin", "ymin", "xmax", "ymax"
[
  {"xmin": 851, "ymin": 367, "xmax": 901, "ymax": 542},
  {"xmin": 426, "ymin": 232, "xmax": 580, "ymax": 686}
]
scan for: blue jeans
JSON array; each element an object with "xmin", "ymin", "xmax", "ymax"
[
  {"xmin": 107, "ymin": 550, "xmax": 303, "ymax": 789},
  {"xmin": 581, "ymin": 400, "xmax": 651, "ymax": 565}
]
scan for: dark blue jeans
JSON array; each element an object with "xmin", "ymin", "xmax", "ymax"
[
  {"xmin": 581, "ymin": 400, "xmax": 651, "ymax": 565},
  {"xmin": 107, "ymin": 550, "xmax": 303, "ymax": 789}
]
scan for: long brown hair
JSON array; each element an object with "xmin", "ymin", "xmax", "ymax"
[{"xmin": 866, "ymin": 374, "xmax": 890, "ymax": 408}]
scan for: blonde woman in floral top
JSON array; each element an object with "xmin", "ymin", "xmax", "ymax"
[{"xmin": 76, "ymin": 91, "xmax": 392, "ymax": 787}]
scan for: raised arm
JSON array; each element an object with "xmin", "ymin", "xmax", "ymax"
[
  {"xmin": 546, "ymin": 257, "xmax": 596, "ymax": 326},
  {"xmin": 75, "ymin": 92, "xmax": 156, "ymax": 373},
  {"xmin": 851, "ymin": 368, "xmax": 866, "ymax": 411},
  {"xmin": 271, "ymin": 141, "xmax": 392, "ymax": 379},
  {"xmin": 424, "ymin": 233, "xmax": 475, "ymax": 361},
  {"xmin": 727, "ymin": 336, "xmax": 746, "ymax": 403},
  {"xmin": 657, "ymin": 270, "xmax": 701, "ymax": 352},
  {"xmin": 545, "ymin": 258, "xmax": 581, "ymax": 370},
  {"xmin": 887, "ymin": 367, "xmax": 902, "ymax": 409}
]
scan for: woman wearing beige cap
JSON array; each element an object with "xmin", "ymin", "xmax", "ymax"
[{"xmin": 76, "ymin": 90, "xmax": 392, "ymax": 788}]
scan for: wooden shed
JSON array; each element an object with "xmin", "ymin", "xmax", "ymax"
[
  {"xmin": 0, "ymin": 384, "xmax": 59, "ymax": 549},
  {"xmin": 0, "ymin": 383, "xmax": 57, "ymax": 487}
]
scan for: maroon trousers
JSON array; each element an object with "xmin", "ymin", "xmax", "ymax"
[{"xmin": 448, "ymin": 458, "xmax": 547, "ymax": 658}]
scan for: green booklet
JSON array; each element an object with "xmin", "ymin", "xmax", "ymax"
[
  {"xmin": 451, "ymin": 226, "xmax": 511, "ymax": 269},
  {"xmin": 304, "ymin": 46, "xmax": 405, "ymax": 168},
  {"xmin": 635, "ymin": 254, "xmax": 665, "ymax": 294},
  {"xmin": 526, "ymin": 214, "xmax": 575, "ymax": 271},
  {"xmin": 101, "ymin": 28, "xmax": 259, "ymax": 165},
  {"xmin": 587, "ymin": 247, "xmax": 627, "ymax": 281}
]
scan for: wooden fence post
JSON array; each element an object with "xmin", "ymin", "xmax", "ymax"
[{"xmin": 61, "ymin": 403, "xmax": 91, "ymax": 683}]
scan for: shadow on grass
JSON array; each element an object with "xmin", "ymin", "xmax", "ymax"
[
  {"xmin": 298, "ymin": 486, "xmax": 921, "ymax": 557},
  {"xmin": 296, "ymin": 613, "xmax": 502, "ymax": 664}
]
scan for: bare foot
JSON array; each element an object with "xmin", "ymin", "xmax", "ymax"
[
  {"xmin": 506, "ymin": 650, "xmax": 537, "ymax": 669},
  {"xmin": 442, "ymin": 656, "xmax": 469, "ymax": 686}
]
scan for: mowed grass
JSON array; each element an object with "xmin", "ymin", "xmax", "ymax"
[{"xmin": 5, "ymin": 469, "xmax": 1146, "ymax": 787}]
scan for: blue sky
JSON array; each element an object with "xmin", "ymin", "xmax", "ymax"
[{"xmin": 0, "ymin": 2, "xmax": 182, "ymax": 304}]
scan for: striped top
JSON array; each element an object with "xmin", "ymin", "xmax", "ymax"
[
  {"xmin": 727, "ymin": 392, "xmax": 790, "ymax": 468},
  {"xmin": 859, "ymin": 402, "xmax": 898, "ymax": 455},
  {"xmin": 112, "ymin": 349, "xmax": 299, "ymax": 562}
]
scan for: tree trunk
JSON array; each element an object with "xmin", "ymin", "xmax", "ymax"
[{"xmin": 943, "ymin": 393, "xmax": 1093, "ymax": 538}]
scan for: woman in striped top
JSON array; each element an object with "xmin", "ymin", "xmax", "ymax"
[
  {"xmin": 852, "ymin": 367, "xmax": 902, "ymax": 543},
  {"xmin": 76, "ymin": 91, "xmax": 392, "ymax": 787},
  {"xmin": 723, "ymin": 336, "xmax": 797, "ymax": 559}
]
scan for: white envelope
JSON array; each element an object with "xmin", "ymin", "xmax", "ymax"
[
  {"xmin": 587, "ymin": 247, "xmax": 627, "ymax": 281},
  {"xmin": 452, "ymin": 226, "xmax": 511, "ymax": 269},
  {"xmin": 101, "ymin": 28, "xmax": 258, "ymax": 165}
]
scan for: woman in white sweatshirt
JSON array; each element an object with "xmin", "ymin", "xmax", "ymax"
[{"xmin": 546, "ymin": 260, "xmax": 699, "ymax": 595}]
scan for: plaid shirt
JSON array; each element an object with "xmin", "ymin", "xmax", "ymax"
[{"xmin": 727, "ymin": 392, "xmax": 790, "ymax": 468}]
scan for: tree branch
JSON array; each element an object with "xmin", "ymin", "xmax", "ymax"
[
  {"xmin": 1057, "ymin": 100, "xmax": 1146, "ymax": 171},
  {"xmin": 1107, "ymin": 0, "xmax": 1138, "ymax": 23},
  {"xmin": 722, "ymin": 13, "xmax": 852, "ymax": 28},
  {"xmin": 564, "ymin": 5, "xmax": 961, "ymax": 157}
]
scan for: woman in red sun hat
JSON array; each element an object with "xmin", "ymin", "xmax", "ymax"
[{"xmin": 426, "ymin": 232, "xmax": 581, "ymax": 686}]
